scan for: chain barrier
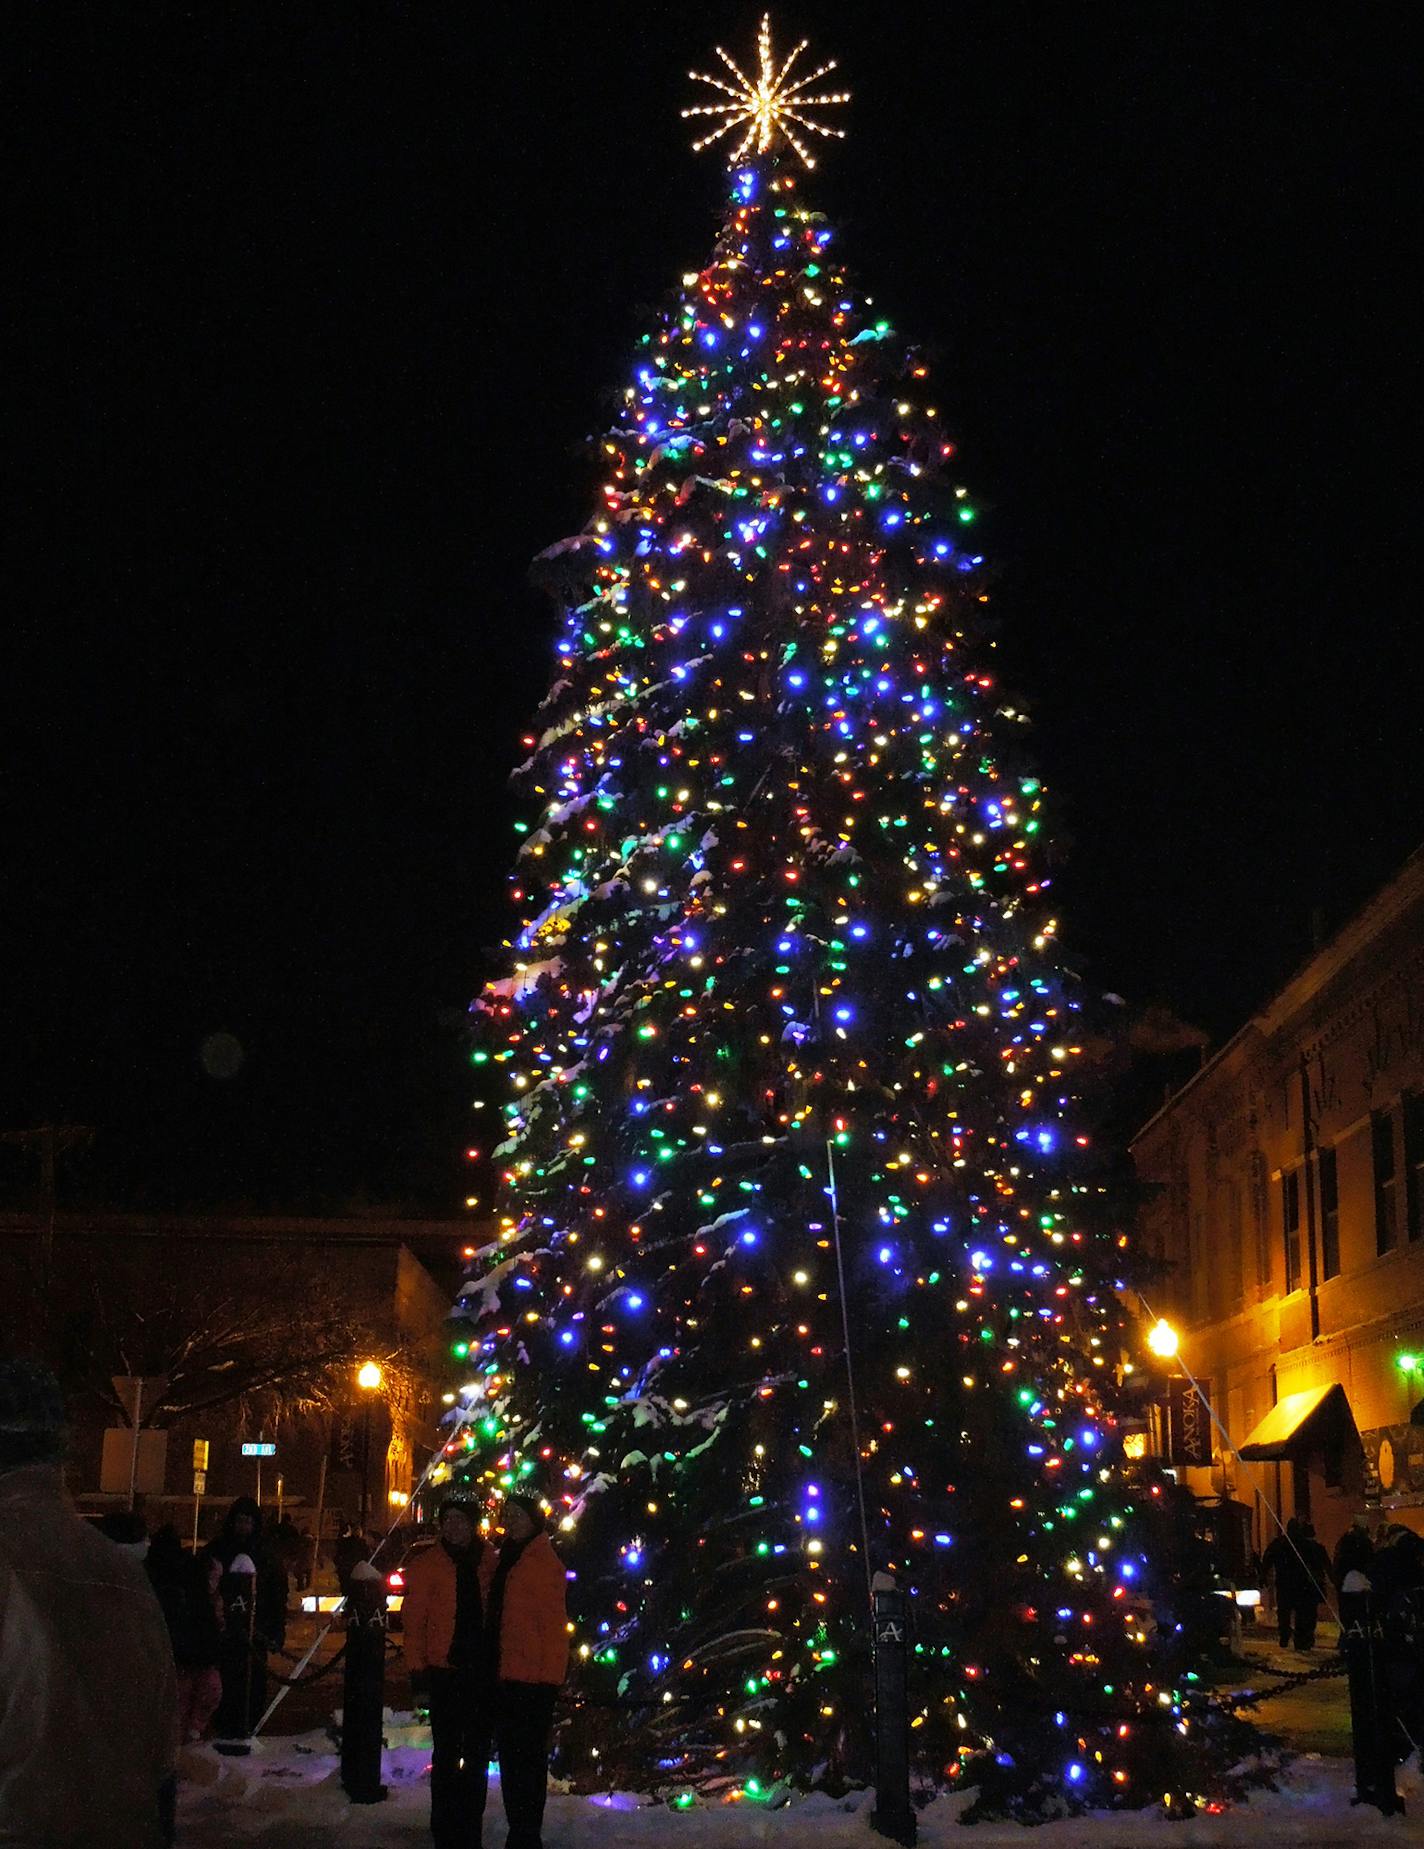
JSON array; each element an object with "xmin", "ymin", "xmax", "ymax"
[
  {"xmin": 247, "ymin": 1637, "xmax": 349, "ymax": 1689},
  {"xmin": 1223, "ymin": 1657, "xmax": 1347, "ymax": 1711}
]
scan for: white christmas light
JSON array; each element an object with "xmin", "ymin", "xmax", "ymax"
[{"xmin": 683, "ymin": 14, "xmax": 850, "ymax": 169}]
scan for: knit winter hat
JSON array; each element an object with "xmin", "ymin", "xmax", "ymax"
[
  {"xmin": 501, "ymin": 1492, "xmax": 546, "ymax": 1531},
  {"xmin": 0, "ymin": 1360, "xmax": 66, "ymax": 1438}
]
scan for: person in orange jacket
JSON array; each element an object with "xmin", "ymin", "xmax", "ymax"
[
  {"xmin": 402, "ymin": 1498, "xmax": 496, "ymax": 1849},
  {"xmin": 486, "ymin": 1493, "xmax": 567, "ymax": 1849}
]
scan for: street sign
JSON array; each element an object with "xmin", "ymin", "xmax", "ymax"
[
  {"xmin": 193, "ymin": 1439, "xmax": 210, "ymax": 1471},
  {"xmin": 112, "ymin": 1373, "xmax": 169, "ymax": 1410},
  {"xmin": 193, "ymin": 1469, "xmax": 207, "ymax": 1496},
  {"xmin": 99, "ymin": 1427, "xmax": 167, "ymax": 1496},
  {"xmin": 241, "ymin": 1442, "xmax": 277, "ymax": 1458}
]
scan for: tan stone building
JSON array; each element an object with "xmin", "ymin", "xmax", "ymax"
[{"xmin": 1131, "ymin": 847, "xmax": 1424, "ymax": 1558}]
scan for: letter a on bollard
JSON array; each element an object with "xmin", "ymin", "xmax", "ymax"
[
  {"xmin": 871, "ymin": 1571, "xmax": 917, "ymax": 1846},
  {"xmin": 213, "ymin": 1555, "xmax": 258, "ymax": 1756},
  {"xmin": 1342, "ymin": 1577, "xmax": 1403, "ymax": 1816},
  {"xmin": 340, "ymin": 1562, "xmax": 389, "ymax": 1805}
]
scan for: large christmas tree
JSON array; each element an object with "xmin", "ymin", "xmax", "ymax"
[{"xmin": 451, "ymin": 19, "xmax": 1246, "ymax": 1819}]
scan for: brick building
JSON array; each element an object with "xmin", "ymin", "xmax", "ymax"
[
  {"xmin": 0, "ymin": 1209, "xmax": 473, "ymax": 1539},
  {"xmin": 1131, "ymin": 848, "xmax": 1424, "ymax": 1557}
]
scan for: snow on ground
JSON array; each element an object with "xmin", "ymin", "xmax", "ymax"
[{"xmin": 176, "ymin": 1716, "xmax": 1424, "ymax": 1848}]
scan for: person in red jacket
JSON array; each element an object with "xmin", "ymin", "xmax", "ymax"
[
  {"xmin": 402, "ymin": 1498, "xmax": 496, "ymax": 1849},
  {"xmin": 487, "ymin": 1494, "xmax": 568, "ymax": 1849}
]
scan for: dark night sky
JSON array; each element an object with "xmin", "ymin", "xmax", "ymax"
[{"xmin": 5, "ymin": 5, "xmax": 1419, "ymax": 1211}]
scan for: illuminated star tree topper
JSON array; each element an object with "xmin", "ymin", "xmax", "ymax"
[{"xmin": 682, "ymin": 13, "xmax": 850, "ymax": 169}]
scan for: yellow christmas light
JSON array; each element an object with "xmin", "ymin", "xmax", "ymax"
[{"xmin": 683, "ymin": 14, "xmax": 850, "ymax": 169}]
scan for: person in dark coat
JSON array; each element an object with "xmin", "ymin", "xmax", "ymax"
[
  {"xmin": 1333, "ymin": 1518, "xmax": 1375, "ymax": 1634},
  {"xmin": 1369, "ymin": 1527, "xmax": 1424, "ymax": 1752},
  {"xmin": 1371, "ymin": 1525, "xmax": 1424, "ymax": 1607},
  {"xmin": 272, "ymin": 1514, "xmax": 303, "ymax": 1582},
  {"xmin": 333, "ymin": 1520, "xmax": 370, "ymax": 1598},
  {"xmin": 294, "ymin": 1524, "xmax": 314, "ymax": 1594},
  {"xmin": 208, "ymin": 1496, "xmax": 287, "ymax": 1737},
  {"xmin": 1299, "ymin": 1524, "xmax": 1333, "ymax": 1645},
  {"xmin": 1262, "ymin": 1516, "xmax": 1331, "ymax": 1650},
  {"xmin": 147, "ymin": 1524, "xmax": 224, "ymax": 1742}
]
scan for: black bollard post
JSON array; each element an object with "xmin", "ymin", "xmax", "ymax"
[
  {"xmin": 870, "ymin": 1571, "xmax": 916, "ymax": 1847},
  {"xmin": 340, "ymin": 1562, "xmax": 389, "ymax": 1805},
  {"xmin": 1341, "ymin": 1575, "xmax": 1403, "ymax": 1816},
  {"xmin": 213, "ymin": 1556, "xmax": 258, "ymax": 1755}
]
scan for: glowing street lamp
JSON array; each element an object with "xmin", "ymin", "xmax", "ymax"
[{"xmin": 1146, "ymin": 1318, "xmax": 1180, "ymax": 1361}]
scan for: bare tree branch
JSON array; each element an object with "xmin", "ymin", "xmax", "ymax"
[{"xmin": 44, "ymin": 1242, "xmax": 421, "ymax": 1429}]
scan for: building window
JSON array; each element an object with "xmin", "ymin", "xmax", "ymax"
[
  {"xmin": 1318, "ymin": 1145, "xmax": 1340, "ymax": 1281},
  {"xmin": 1374, "ymin": 1108, "xmax": 1399, "ymax": 1254},
  {"xmin": 1226, "ymin": 1179, "xmax": 1245, "ymax": 1307},
  {"xmin": 1407, "ymin": 1094, "xmax": 1424, "ymax": 1243},
  {"xmin": 1282, "ymin": 1167, "xmax": 1302, "ymax": 1294},
  {"xmin": 1190, "ymin": 1208, "xmax": 1208, "ymax": 1320},
  {"xmin": 1250, "ymin": 1150, "xmax": 1271, "ymax": 1296}
]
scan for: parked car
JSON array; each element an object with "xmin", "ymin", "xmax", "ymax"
[
  {"xmin": 297, "ymin": 1525, "xmax": 436, "ymax": 1620},
  {"xmin": 382, "ymin": 1530, "xmax": 436, "ymax": 1631}
]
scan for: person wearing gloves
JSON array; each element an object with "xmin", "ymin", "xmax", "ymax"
[
  {"xmin": 403, "ymin": 1497, "xmax": 496, "ymax": 1849},
  {"xmin": 486, "ymin": 1493, "xmax": 568, "ymax": 1849}
]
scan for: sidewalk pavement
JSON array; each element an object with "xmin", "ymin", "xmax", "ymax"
[{"xmin": 1214, "ymin": 1621, "xmax": 1352, "ymax": 1756}]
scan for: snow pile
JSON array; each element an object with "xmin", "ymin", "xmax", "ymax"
[{"xmin": 176, "ymin": 1726, "xmax": 1424, "ymax": 1847}]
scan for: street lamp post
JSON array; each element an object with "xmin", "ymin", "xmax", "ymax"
[
  {"xmin": 1143, "ymin": 1317, "xmax": 1182, "ymax": 1464},
  {"xmin": 356, "ymin": 1362, "xmax": 383, "ymax": 1531}
]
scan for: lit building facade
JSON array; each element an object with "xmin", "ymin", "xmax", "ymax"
[{"xmin": 1131, "ymin": 848, "xmax": 1424, "ymax": 1557}]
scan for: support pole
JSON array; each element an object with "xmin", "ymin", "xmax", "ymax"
[
  {"xmin": 126, "ymin": 1378, "xmax": 144, "ymax": 1512},
  {"xmin": 870, "ymin": 1571, "xmax": 916, "ymax": 1846},
  {"xmin": 340, "ymin": 1563, "xmax": 388, "ymax": 1805},
  {"xmin": 360, "ymin": 1400, "xmax": 372, "ymax": 1530},
  {"xmin": 214, "ymin": 1557, "xmax": 259, "ymax": 1755},
  {"xmin": 309, "ymin": 1452, "xmax": 328, "ymax": 1594},
  {"xmin": 1343, "ymin": 1577, "xmax": 1404, "ymax": 1815}
]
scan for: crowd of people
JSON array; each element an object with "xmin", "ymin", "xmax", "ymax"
[
  {"xmin": 1260, "ymin": 1513, "xmax": 1424, "ymax": 1652},
  {"xmin": 0, "ymin": 1359, "xmax": 568, "ymax": 1849},
  {"xmin": 85, "ymin": 1492, "xmax": 294, "ymax": 1750}
]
